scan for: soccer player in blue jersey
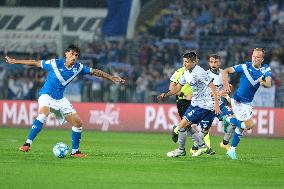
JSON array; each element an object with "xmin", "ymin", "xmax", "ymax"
[
  {"xmin": 5, "ymin": 44, "xmax": 125, "ymax": 157},
  {"xmin": 222, "ymin": 48, "xmax": 272, "ymax": 159}
]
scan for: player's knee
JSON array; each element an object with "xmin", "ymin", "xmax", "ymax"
[
  {"xmin": 74, "ymin": 119, "xmax": 83, "ymax": 128},
  {"xmin": 39, "ymin": 106, "xmax": 50, "ymax": 116},
  {"xmin": 246, "ymin": 124, "xmax": 254, "ymax": 130},
  {"xmin": 245, "ymin": 120, "xmax": 255, "ymax": 130}
]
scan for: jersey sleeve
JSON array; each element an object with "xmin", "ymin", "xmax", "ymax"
[
  {"xmin": 80, "ymin": 64, "xmax": 92, "ymax": 75},
  {"xmin": 178, "ymin": 74, "xmax": 186, "ymax": 86},
  {"xmin": 170, "ymin": 72, "xmax": 178, "ymax": 83},
  {"xmin": 41, "ymin": 59, "xmax": 52, "ymax": 71},
  {"xmin": 264, "ymin": 66, "xmax": 272, "ymax": 78},
  {"xmin": 232, "ymin": 64, "xmax": 243, "ymax": 73},
  {"xmin": 170, "ymin": 68, "xmax": 183, "ymax": 83}
]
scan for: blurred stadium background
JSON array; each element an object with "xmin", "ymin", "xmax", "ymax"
[
  {"xmin": 0, "ymin": 0, "xmax": 283, "ymax": 136},
  {"xmin": 1, "ymin": 1, "xmax": 284, "ymax": 189}
]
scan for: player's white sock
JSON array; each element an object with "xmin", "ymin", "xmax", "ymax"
[
  {"xmin": 229, "ymin": 146, "xmax": 236, "ymax": 152},
  {"xmin": 178, "ymin": 128, "xmax": 187, "ymax": 149}
]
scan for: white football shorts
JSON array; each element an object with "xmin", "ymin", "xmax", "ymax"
[
  {"xmin": 38, "ymin": 94, "xmax": 76, "ymax": 125},
  {"xmin": 231, "ymin": 98, "xmax": 253, "ymax": 121}
]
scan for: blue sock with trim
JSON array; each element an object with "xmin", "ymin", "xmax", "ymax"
[
  {"xmin": 231, "ymin": 128, "xmax": 243, "ymax": 148},
  {"xmin": 27, "ymin": 114, "xmax": 46, "ymax": 143},
  {"xmin": 229, "ymin": 117, "xmax": 246, "ymax": 129},
  {"xmin": 72, "ymin": 126, "xmax": 82, "ymax": 153}
]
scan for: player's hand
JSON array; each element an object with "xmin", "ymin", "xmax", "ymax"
[
  {"xmin": 219, "ymin": 89, "xmax": 228, "ymax": 98},
  {"xmin": 157, "ymin": 93, "xmax": 166, "ymax": 102},
  {"xmin": 223, "ymin": 83, "xmax": 232, "ymax": 93},
  {"xmin": 258, "ymin": 75, "xmax": 265, "ymax": 86},
  {"xmin": 111, "ymin": 76, "xmax": 126, "ymax": 84},
  {"xmin": 214, "ymin": 104, "xmax": 221, "ymax": 115},
  {"xmin": 5, "ymin": 56, "xmax": 15, "ymax": 64}
]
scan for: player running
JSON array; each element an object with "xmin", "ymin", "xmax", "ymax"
[
  {"xmin": 222, "ymin": 48, "xmax": 272, "ymax": 159},
  {"xmin": 202, "ymin": 54, "xmax": 235, "ymax": 151},
  {"xmin": 165, "ymin": 66, "xmax": 193, "ymax": 157},
  {"xmin": 166, "ymin": 54, "xmax": 213, "ymax": 157},
  {"xmin": 5, "ymin": 44, "xmax": 125, "ymax": 157},
  {"xmin": 187, "ymin": 54, "xmax": 235, "ymax": 155},
  {"xmin": 158, "ymin": 51, "xmax": 220, "ymax": 157}
]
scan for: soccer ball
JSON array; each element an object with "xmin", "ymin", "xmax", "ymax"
[{"xmin": 53, "ymin": 142, "xmax": 69, "ymax": 158}]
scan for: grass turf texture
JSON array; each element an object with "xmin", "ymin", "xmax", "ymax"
[{"xmin": 1, "ymin": 127, "xmax": 284, "ymax": 189}]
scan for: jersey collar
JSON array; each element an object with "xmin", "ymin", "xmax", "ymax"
[{"xmin": 64, "ymin": 59, "xmax": 75, "ymax": 70}]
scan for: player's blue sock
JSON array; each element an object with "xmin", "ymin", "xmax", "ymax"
[
  {"xmin": 228, "ymin": 117, "xmax": 241, "ymax": 127},
  {"xmin": 72, "ymin": 126, "xmax": 82, "ymax": 153},
  {"xmin": 231, "ymin": 128, "xmax": 243, "ymax": 148},
  {"xmin": 27, "ymin": 114, "xmax": 46, "ymax": 143},
  {"xmin": 229, "ymin": 117, "xmax": 246, "ymax": 129}
]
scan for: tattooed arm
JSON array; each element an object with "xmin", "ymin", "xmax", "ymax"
[{"xmin": 91, "ymin": 69, "xmax": 125, "ymax": 83}]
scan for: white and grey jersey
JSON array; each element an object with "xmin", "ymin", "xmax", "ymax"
[
  {"xmin": 179, "ymin": 65, "xmax": 214, "ymax": 111},
  {"xmin": 207, "ymin": 69, "xmax": 224, "ymax": 105}
]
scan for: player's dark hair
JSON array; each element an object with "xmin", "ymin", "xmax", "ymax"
[
  {"xmin": 183, "ymin": 51, "xmax": 197, "ymax": 62},
  {"xmin": 207, "ymin": 54, "xmax": 221, "ymax": 60},
  {"xmin": 65, "ymin": 44, "xmax": 80, "ymax": 54}
]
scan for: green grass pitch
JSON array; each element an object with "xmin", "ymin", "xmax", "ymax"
[{"xmin": 1, "ymin": 127, "xmax": 284, "ymax": 189}]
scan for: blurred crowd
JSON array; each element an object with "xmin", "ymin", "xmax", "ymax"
[{"xmin": 1, "ymin": 0, "xmax": 284, "ymax": 107}]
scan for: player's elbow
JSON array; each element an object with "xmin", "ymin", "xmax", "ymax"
[
  {"xmin": 35, "ymin": 61, "xmax": 42, "ymax": 67},
  {"xmin": 224, "ymin": 67, "xmax": 234, "ymax": 75}
]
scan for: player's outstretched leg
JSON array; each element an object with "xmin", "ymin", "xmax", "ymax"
[{"xmin": 19, "ymin": 114, "xmax": 47, "ymax": 152}]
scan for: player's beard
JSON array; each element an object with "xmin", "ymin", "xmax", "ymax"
[{"xmin": 210, "ymin": 67, "xmax": 218, "ymax": 73}]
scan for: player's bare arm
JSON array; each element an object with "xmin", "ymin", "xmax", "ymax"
[
  {"xmin": 208, "ymin": 82, "xmax": 221, "ymax": 114},
  {"xmin": 5, "ymin": 56, "xmax": 41, "ymax": 67},
  {"xmin": 157, "ymin": 83, "xmax": 182, "ymax": 101},
  {"xmin": 169, "ymin": 82, "xmax": 182, "ymax": 96},
  {"xmin": 91, "ymin": 69, "xmax": 125, "ymax": 83},
  {"xmin": 222, "ymin": 67, "xmax": 235, "ymax": 93}
]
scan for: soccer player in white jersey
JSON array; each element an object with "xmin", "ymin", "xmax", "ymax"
[
  {"xmin": 5, "ymin": 44, "xmax": 125, "ymax": 157},
  {"xmin": 205, "ymin": 54, "xmax": 235, "ymax": 151},
  {"xmin": 222, "ymin": 48, "xmax": 272, "ymax": 159},
  {"xmin": 186, "ymin": 54, "xmax": 235, "ymax": 155},
  {"xmin": 158, "ymin": 51, "xmax": 220, "ymax": 156}
]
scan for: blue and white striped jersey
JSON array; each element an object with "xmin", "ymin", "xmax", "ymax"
[
  {"xmin": 231, "ymin": 61, "xmax": 271, "ymax": 103},
  {"xmin": 39, "ymin": 59, "xmax": 92, "ymax": 99}
]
